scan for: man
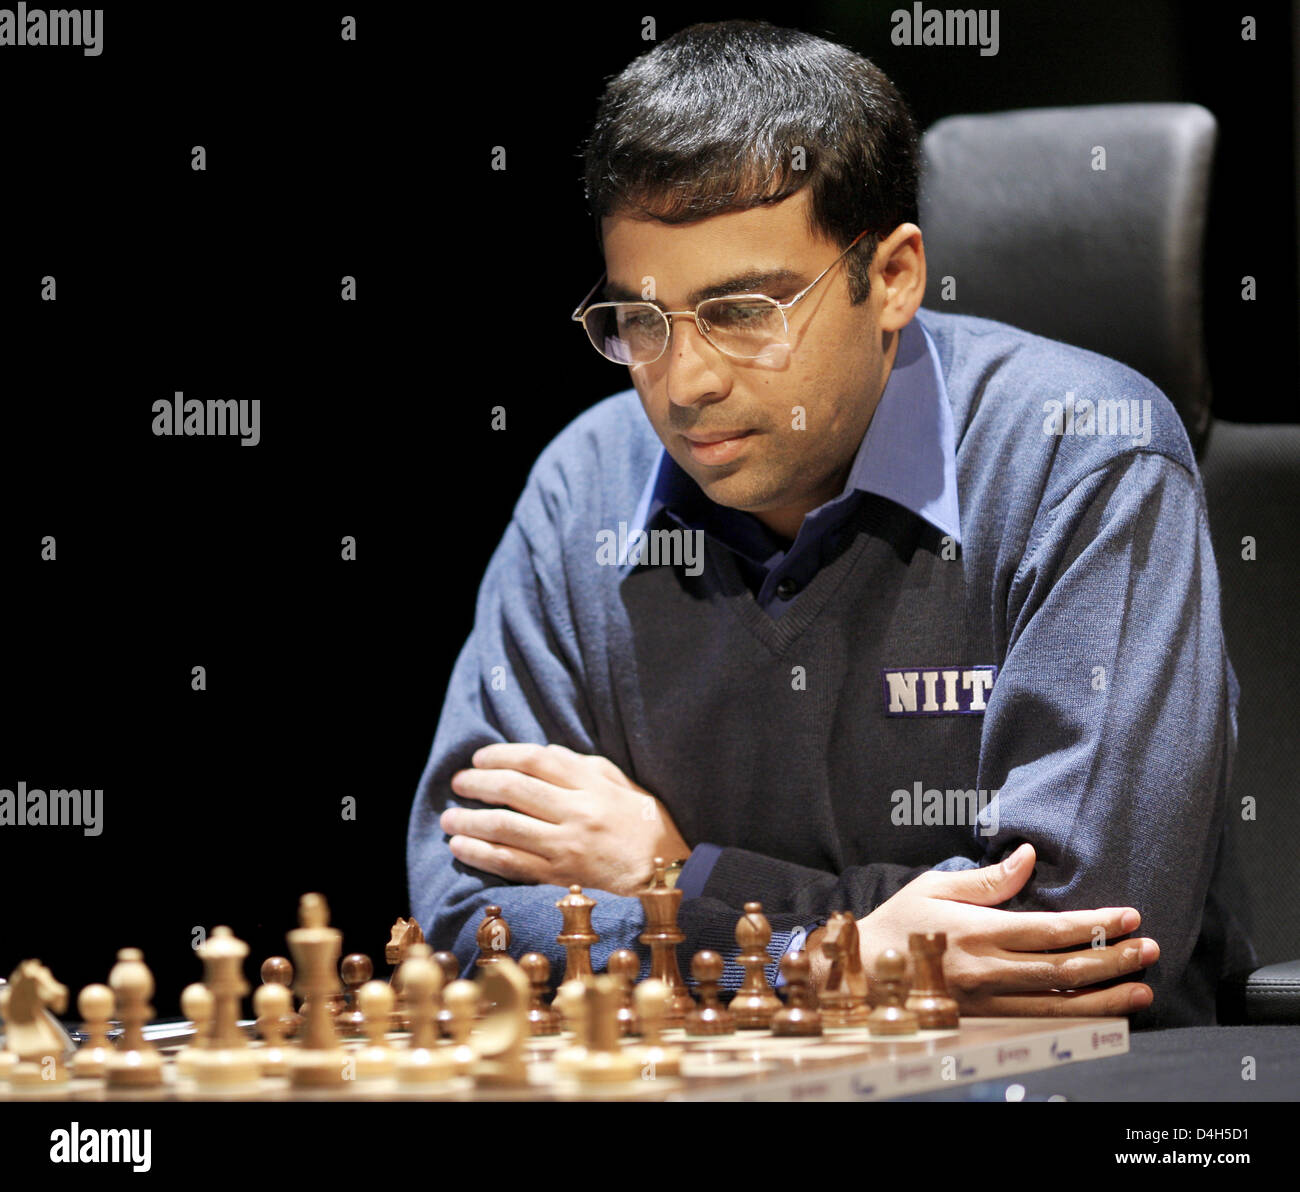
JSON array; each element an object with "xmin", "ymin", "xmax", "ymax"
[{"xmin": 407, "ymin": 20, "xmax": 1256, "ymax": 1027}]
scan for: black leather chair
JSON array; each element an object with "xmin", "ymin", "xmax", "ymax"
[{"xmin": 918, "ymin": 102, "xmax": 1299, "ymax": 1024}]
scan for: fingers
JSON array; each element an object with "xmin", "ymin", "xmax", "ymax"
[
  {"xmin": 445, "ymin": 833, "xmax": 549, "ymax": 884},
  {"xmin": 964, "ymin": 937, "xmax": 1160, "ymax": 997},
  {"xmin": 449, "ymin": 764, "xmax": 565, "ymax": 822},
  {"xmin": 982, "ymin": 906, "xmax": 1144, "ymax": 951},
  {"xmin": 961, "ymin": 981, "xmax": 1154, "ymax": 1018},
  {"xmin": 441, "ymin": 805, "xmax": 559, "ymax": 854},
  {"xmin": 469, "ymin": 742, "xmax": 589, "ymax": 789}
]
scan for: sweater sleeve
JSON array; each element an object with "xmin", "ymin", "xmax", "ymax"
[
  {"xmin": 406, "ymin": 458, "xmax": 813, "ymax": 985},
  {"xmin": 696, "ymin": 452, "xmax": 1235, "ymax": 1027}
]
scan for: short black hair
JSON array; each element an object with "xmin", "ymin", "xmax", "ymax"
[{"xmin": 582, "ymin": 19, "xmax": 920, "ymax": 304}]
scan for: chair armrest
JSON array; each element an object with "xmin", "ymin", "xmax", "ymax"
[{"xmin": 1217, "ymin": 959, "xmax": 1300, "ymax": 1024}]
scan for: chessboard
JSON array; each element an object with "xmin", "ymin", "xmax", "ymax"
[{"xmin": 0, "ymin": 873, "xmax": 1130, "ymax": 1103}]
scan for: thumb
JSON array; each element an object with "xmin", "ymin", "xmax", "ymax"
[{"xmin": 935, "ymin": 842, "xmax": 1035, "ymax": 905}]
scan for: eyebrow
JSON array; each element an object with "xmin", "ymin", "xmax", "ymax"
[{"xmin": 602, "ymin": 267, "xmax": 806, "ymax": 307}]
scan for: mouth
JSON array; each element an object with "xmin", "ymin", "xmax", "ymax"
[{"xmin": 681, "ymin": 430, "xmax": 754, "ymax": 466}]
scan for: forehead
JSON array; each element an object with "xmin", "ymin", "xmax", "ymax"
[{"xmin": 600, "ymin": 192, "xmax": 827, "ymax": 300}]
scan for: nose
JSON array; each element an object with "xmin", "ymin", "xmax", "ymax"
[{"xmin": 658, "ymin": 312, "xmax": 726, "ymax": 405}]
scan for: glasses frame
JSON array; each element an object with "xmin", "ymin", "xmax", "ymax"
[{"xmin": 570, "ymin": 227, "xmax": 874, "ymax": 364}]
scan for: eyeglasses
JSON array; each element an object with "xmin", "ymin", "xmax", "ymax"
[{"xmin": 570, "ymin": 229, "xmax": 873, "ymax": 365}]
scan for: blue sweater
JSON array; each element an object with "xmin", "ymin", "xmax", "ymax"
[{"xmin": 407, "ymin": 308, "xmax": 1257, "ymax": 1028}]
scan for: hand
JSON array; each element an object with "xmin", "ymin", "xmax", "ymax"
[
  {"xmin": 809, "ymin": 843, "xmax": 1159, "ymax": 1017},
  {"xmin": 440, "ymin": 743, "xmax": 690, "ymax": 897}
]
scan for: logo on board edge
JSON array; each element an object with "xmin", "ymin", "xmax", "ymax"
[{"xmin": 881, "ymin": 665, "xmax": 997, "ymax": 716}]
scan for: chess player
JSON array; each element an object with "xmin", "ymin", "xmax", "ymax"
[{"xmin": 407, "ymin": 20, "xmax": 1256, "ymax": 1027}]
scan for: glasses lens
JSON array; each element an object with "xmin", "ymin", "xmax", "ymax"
[
  {"xmin": 583, "ymin": 304, "xmax": 667, "ymax": 364},
  {"xmin": 697, "ymin": 297, "xmax": 786, "ymax": 358}
]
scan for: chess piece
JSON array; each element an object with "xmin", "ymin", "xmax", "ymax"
[
  {"xmin": 287, "ymin": 893, "xmax": 349, "ymax": 1088},
  {"xmin": 471, "ymin": 954, "xmax": 530, "ymax": 1087},
  {"xmin": 771, "ymin": 951, "xmax": 822, "ymax": 1037},
  {"xmin": 434, "ymin": 951, "xmax": 460, "ymax": 1036},
  {"xmin": 175, "ymin": 982, "xmax": 213, "ymax": 1077},
  {"xmin": 105, "ymin": 948, "xmax": 163, "ymax": 1087},
  {"xmin": 193, "ymin": 925, "xmax": 260, "ymax": 1089},
  {"xmin": 353, "ymin": 981, "xmax": 396, "ymax": 1080},
  {"xmin": 905, "ymin": 932, "xmax": 960, "ymax": 1029},
  {"xmin": 552, "ymin": 979, "xmax": 589, "ymax": 1078},
  {"xmin": 731, "ymin": 902, "xmax": 782, "ymax": 1029},
  {"xmin": 818, "ymin": 911, "xmax": 872, "ymax": 1028},
  {"xmin": 259, "ymin": 956, "xmax": 301, "ymax": 1038},
  {"xmin": 555, "ymin": 886, "xmax": 598, "ymax": 984},
  {"xmin": 606, "ymin": 949, "xmax": 639, "ymax": 1036},
  {"xmin": 636, "ymin": 861, "xmax": 693, "ymax": 1026},
  {"xmin": 476, "ymin": 906, "xmax": 511, "ymax": 969},
  {"xmin": 685, "ymin": 950, "xmax": 733, "ymax": 1036},
  {"xmin": 520, "ymin": 953, "xmax": 561, "ymax": 1036},
  {"xmin": 630, "ymin": 978, "xmax": 681, "ymax": 1079},
  {"xmin": 386, "ymin": 916, "xmax": 424, "ymax": 1031},
  {"xmin": 868, "ymin": 948, "xmax": 920, "ymax": 1036},
  {"xmin": 252, "ymin": 981, "xmax": 292, "ymax": 1077},
  {"xmin": 442, "ymin": 980, "xmax": 480, "ymax": 1076},
  {"xmin": 337, "ymin": 953, "xmax": 372, "ymax": 1037},
  {"xmin": 574, "ymin": 975, "xmax": 639, "ymax": 1085},
  {"xmin": 71, "ymin": 984, "xmax": 114, "ymax": 1079},
  {"xmin": 3, "ymin": 959, "xmax": 71, "ymax": 1085},
  {"xmin": 395, "ymin": 943, "xmax": 454, "ymax": 1085}
]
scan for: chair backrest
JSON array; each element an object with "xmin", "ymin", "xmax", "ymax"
[
  {"xmin": 919, "ymin": 103, "xmax": 1217, "ymax": 453},
  {"xmin": 1199, "ymin": 421, "xmax": 1300, "ymax": 965}
]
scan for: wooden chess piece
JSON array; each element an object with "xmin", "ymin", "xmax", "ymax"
[
  {"xmin": 442, "ymin": 980, "xmax": 480, "ymax": 1076},
  {"xmin": 636, "ymin": 861, "xmax": 693, "ymax": 1026},
  {"xmin": 385, "ymin": 916, "xmax": 424, "ymax": 1031},
  {"xmin": 71, "ymin": 984, "xmax": 114, "ymax": 1079},
  {"xmin": 606, "ymin": 949, "xmax": 639, "ymax": 1036},
  {"xmin": 193, "ymin": 925, "xmax": 260, "ymax": 1089},
  {"xmin": 818, "ymin": 911, "xmax": 872, "ymax": 1028},
  {"xmin": 105, "ymin": 948, "xmax": 163, "ymax": 1088},
  {"xmin": 905, "ymin": 932, "xmax": 960, "ymax": 1028},
  {"xmin": 353, "ymin": 981, "xmax": 396, "ymax": 1080},
  {"xmin": 685, "ymin": 950, "xmax": 733, "ymax": 1036},
  {"xmin": 259, "ymin": 956, "xmax": 301, "ymax": 1038},
  {"xmin": 337, "ymin": 953, "xmax": 372, "ymax": 1037},
  {"xmin": 552, "ymin": 978, "xmax": 589, "ymax": 1078},
  {"xmin": 175, "ymin": 982, "xmax": 213, "ymax": 1077},
  {"xmin": 287, "ymin": 892, "xmax": 349, "ymax": 1088},
  {"xmin": 771, "ymin": 951, "xmax": 822, "ymax": 1037},
  {"xmin": 555, "ymin": 886, "xmax": 598, "ymax": 984},
  {"xmin": 476, "ymin": 905, "xmax": 511, "ymax": 970},
  {"xmin": 434, "ymin": 951, "xmax": 460, "ymax": 1037},
  {"xmin": 574, "ymin": 975, "xmax": 639, "ymax": 1085},
  {"xmin": 252, "ymin": 981, "xmax": 292, "ymax": 1077},
  {"xmin": 471, "ymin": 954, "xmax": 530, "ymax": 1087},
  {"xmin": 3, "ymin": 959, "xmax": 71, "ymax": 1085},
  {"xmin": 868, "ymin": 949, "xmax": 920, "ymax": 1036},
  {"xmin": 395, "ymin": 943, "xmax": 454, "ymax": 1085},
  {"xmin": 731, "ymin": 902, "xmax": 782, "ymax": 1029},
  {"xmin": 520, "ymin": 952, "xmax": 561, "ymax": 1036},
  {"xmin": 630, "ymin": 978, "xmax": 681, "ymax": 1079}
]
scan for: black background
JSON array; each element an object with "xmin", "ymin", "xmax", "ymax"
[{"xmin": 1, "ymin": 1, "xmax": 1295, "ymax": 1021}]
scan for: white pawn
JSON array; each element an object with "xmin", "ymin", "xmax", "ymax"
[
  {"xmin": 175, "ymin": 983, "xmax": 212, "ymax": 1078},
  {"xmin": 253, "ymin": 982, "xmax": 292, "ymax": 1077},
  {"xmin": 395, "ymin": 944, "xmax": 454, "ymax": 1085},
  {"xmin": 72, "ymin": 985, "xmax": 114, "ymax": 1079},
  {"xmin": 442, "ymin": 980, "xmax": 480, "ymax": 1076},
  {"xmin": 353, "ymin": 981, "xmax": 396, "ymax": 1081}
]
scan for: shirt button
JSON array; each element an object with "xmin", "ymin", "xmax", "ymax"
[{"xmin": 776, "ymin": 577, "xmax": 800, "ymax": 600}]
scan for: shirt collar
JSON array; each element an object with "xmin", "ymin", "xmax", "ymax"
[{"xmin": 619, "ymin": 312, "xmax": 961, "ymax": 571}]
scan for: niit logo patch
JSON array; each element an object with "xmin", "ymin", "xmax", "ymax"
[{"xmin": 881, "ymin": 666, "xmax": 997, "ymax": 716}]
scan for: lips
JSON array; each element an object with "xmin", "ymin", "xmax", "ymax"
[{"xmin": 682, "ymin": 430, "xmax": 754, "ymax": 466}]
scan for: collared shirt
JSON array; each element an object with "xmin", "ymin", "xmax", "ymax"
[{"xmin": 620, "ymin": 318, "xmax": 962, "ymax": 618}]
